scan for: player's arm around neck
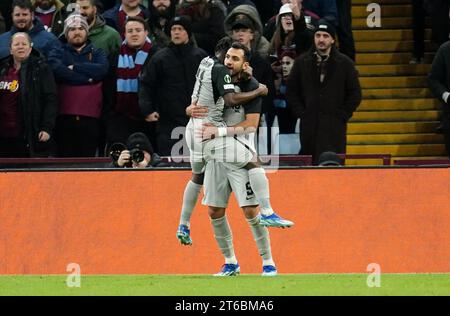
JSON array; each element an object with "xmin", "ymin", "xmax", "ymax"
[{"xmin": 223, "ymin": 84, "xmax": 268, "ymax": 107}]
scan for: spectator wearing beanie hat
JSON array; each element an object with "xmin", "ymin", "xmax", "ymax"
[
  {"xmin": 168, "ymin": 15, "xmax": 193, "ymax": 41},
  {"xmin": 139, "ymin": 15, "xmax": 207, "ymax": 156},
  {"xmin": 113, "ymin": 132, "xmax": 161, "ymax": 168},
  {"xmin": 63, "ymin": 13, "xmax": 89, "ymax": 39},
  {"xmin": 48, "ymin": 12, "xmax": 109, "ymax": 157},
  {"xmin": 286, "ymin": 17, "xmax": 361, "ymax": 164},
  {"xmin": 314, "ymin": 18, "xmax": 336, "ymax": 41}
]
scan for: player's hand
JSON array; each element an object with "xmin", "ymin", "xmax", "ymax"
[
  {"xmin": 199, "ymin": 123, "xmax": 218, "ymax": 140},
  {"xmin": 38, "ymin": 131, "xmax": 50, "ymax": 142},
  {"xmin": 117, "ymin": 150, "xmax": 131, "ymax": 167},
  {"xmin": 258, "ymin": 83, "xmax": 269, "ymax": 96},
  {"xmin": 145, "ymin": 112, "xmax": 159, "ymax": 122},
  {"xmin": 186, "ymin": 103, "xmax": 208, "ymax": 118}
]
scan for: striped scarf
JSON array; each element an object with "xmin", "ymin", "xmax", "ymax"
[{"xmin": 116, "ymin": 38, "xmax": 152, "ymax": 120}]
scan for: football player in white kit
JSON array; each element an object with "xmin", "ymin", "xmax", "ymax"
[{"xmin": 177, "ymin": 40, "xmax": 294, "ymax": 248}]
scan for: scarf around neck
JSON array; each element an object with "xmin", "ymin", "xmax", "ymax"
[{"xmin": 116, "ymin": 38, "xmax": 152, "ymax": 119}]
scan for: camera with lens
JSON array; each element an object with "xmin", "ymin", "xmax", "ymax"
[{"xmin": 109, "ymin": 142, "xmax": 145, "ymax": 167}]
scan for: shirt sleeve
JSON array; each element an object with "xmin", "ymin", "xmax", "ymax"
[
  {"xmin": 241, "ymin": 78, "xmax": 262, "ymax": 114},
  {"xmin": 212, "ymin": 63, "xmax": 235, "ymax": 96}
]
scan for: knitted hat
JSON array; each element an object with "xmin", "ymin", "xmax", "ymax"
[
  {"xmin": 315, "ymin": 19, "xmax": 336, "ymax": 39},
  {"xmin": 64, "ymin": 13, "xmax": 89, "ymax": 38},
  {"xmin": 126, "ymin": 132, "xmax": 154, "ymax": 154},
  {"xmin": 168, "ymin": 15, "xmax": 192, "ymax": 39}
]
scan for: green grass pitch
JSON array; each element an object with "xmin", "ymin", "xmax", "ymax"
[{"xmin": 1, "ymin": 274, "xmax": 450, "ymax": 296}]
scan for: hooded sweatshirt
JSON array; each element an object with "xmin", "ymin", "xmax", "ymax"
[{"xmin": 224, "ymin": 4, "xmax": 270, "ymax": 57}]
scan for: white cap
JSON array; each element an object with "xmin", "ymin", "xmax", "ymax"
[{"xmin": 279, "ymin": 3, "xmax": 293, "ymax": 16}]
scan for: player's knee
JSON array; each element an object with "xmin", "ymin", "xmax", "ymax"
[
  {"xmin": 208, "ymin": 206, "xmax": 225, "ymax": 219},
  {"xmin": 191, "ymin": 173, "xmax": 204, "ymax": 185},
  {"xmin": 242, "ymin": 206, "xmax": 259, "ymax": 219}
]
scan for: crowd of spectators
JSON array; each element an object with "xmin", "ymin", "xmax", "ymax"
[{"xmin": 0, "ymin": 0, "xmax": 448, "ymax": 159}]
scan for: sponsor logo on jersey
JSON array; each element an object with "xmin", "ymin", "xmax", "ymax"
[{"xmin": 0, "ymin": 80, "xmax": 19, "ymax": 93}]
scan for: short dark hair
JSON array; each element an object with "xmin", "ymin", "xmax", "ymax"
[
  {"xmin": 12, "ymin": 0, "xmax": 33, "ymax": 12},
  {"xmin": 125, "ymin": 16, "xmax": 148, "ymax": 32},
  {"xmin": 215, "ymin": 36, "xmax": 233, "ymax": 56},
  {"xmin": 230, "ymin": 42, "xmax": 251, "ymax": 62}
]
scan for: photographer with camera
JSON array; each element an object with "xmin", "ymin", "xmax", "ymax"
[{"xmin": 111, "ymin": 132, "xmax": 161, "ymax": 168}]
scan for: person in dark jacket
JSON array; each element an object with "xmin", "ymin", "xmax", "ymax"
[
  {"xmin": 139, "ymin": 15, "xmax": 207, "ymax": 156},
  {"xmin": 148, "ymin": 0, "xmax": 176, "ymax": 49},
  {"xmin": 0, "ymin": 0, "xmax": 13, "ymax": 31},
  {"xmin": 49, "ymin": 13, "xmax": 109, "ymax": 157},
  {"xmin": 0, "ymin": 12, "xmax": 6, "ymax": 34},
  {"xmin": 335, "ymin": 0, "xmax": 355, "ymax": 61},
  {"xmin": 0, "ymin": 32, "xmax": 57, "ymax": 157},
  {"xmin": 31, "ymin": 0, "xmax": 67, "ymax": 37},
  {"xmin": 176, "ymin": 0, "xmax": 226, "ymax": 54},
  {"xmin": 286, "ymin": 20, "xmax": 361, "ymax": 164},
  {"xmin": 427, "ymin": 41, "xmax": 450, "ymax": 157},
  {"xmin": 111, "ymin": 132, "xmax": 161, "ymax": 168},
  {"xmin": 0, "ymin": 0, "xmax": 62, "ymax": 60},
  {"xmin": 102, "ymin": 0, "xmax": 150, "ymax": 39},
  {"xmin": 303, "ymin": 0, "xmax": 338, "ymax": 25},
  {"xmin": 424, "ymin": 0, "xmax": 450, "ymax": 47}
]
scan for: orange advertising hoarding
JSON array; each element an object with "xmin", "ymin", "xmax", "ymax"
[{"xmin": 0, "ymin": 168, "xmax": 449, "ymax": 274}]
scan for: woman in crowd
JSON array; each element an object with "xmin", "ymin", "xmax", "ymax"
[{"xmin": 0, "ymin": 32, "xmax": 57, "ymax": 157}]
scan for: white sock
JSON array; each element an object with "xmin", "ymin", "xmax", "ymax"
[
  {"xmin": 248, "ymin": 168, "xmax": 274, "ymax": 216},
  {"xmin": 247, "ymin": 216, "xmax": 274, "ymax": 266},
  {"xmin": 179, "ymin": 180, "xmax": 202, "ymax": 227},
  {"xmin": 211, "ymin": 216, "xmax": 237, "ymax": 264}
]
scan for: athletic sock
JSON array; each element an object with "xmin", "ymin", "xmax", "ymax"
[
  {"xmin": 248, "ymin": 168, "xmax": 274, "ymax": 216},
  {"xmin": 247, "ymin": 216, "xmax": 274, "ymax": 266},
  {"xmin": 211, "ymin": 215, "xmax": 237, "ymax": 264},
  {"xmin": 179, "ymin": 180, "xmax": 202, "ymax": 227}
]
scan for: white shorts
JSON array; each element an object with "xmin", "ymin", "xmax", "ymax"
[
  {"xmin": 202, "ymin": 135, "xmax": 255, "ymax": 171},
  {"xmin": 202, "ymin": 160, "xmax": 258, "ymax": 208}
]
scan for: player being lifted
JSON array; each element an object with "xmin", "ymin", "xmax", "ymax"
[{"xmin": 176, "ymin": 38, "xmax": 294, "ymax": 246}]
